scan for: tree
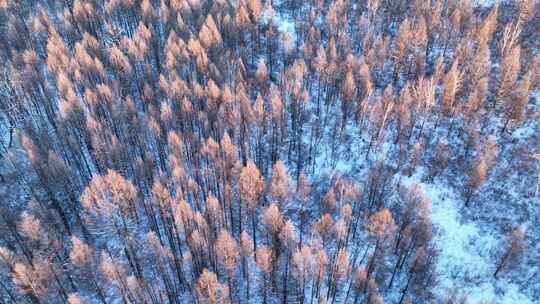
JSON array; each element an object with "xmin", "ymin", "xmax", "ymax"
[
  {"xmin": 327, "ymin": 248, "xmax": 351, "ymax": 302},
  {"xmin": 464, "ymin": 135, "xmax": 497, "ymax": 205},
  {"xmin": 239, "ymin": 230, "xmax": 253, "ymax": 300},
  {"xmin": 18, "ymin": 212, "xmax": 50, "ymax": 251},
  {"xmin": 440, "ymin": 59, "xmax": 460, "ymax": 120},
  {"xmin": 393, "ymin": 19, "xmax": 412, "ymax": 83},
  {"xmin": 264, "ymin": 200, "xmax": 284, "ymax": 286},
  {"xmin": 268, "ymin": 160, "xmax": 292, "ymax": 208},
  {"xmin": 494, "ymin": 226, "xmax": 526, "ymax": 278},
  {"xmin": 516, "ymin": 0, "xmax": 535, "ymax": 28},
  {"xmin": 502, "ymin": 72, "xmax": 531, "ymax": 133},
  {"xmin": 195, "ymin": 269, "xmax": 230, "ymax": 304},
  {"xmin": 366, "ymin": 208, "xmax": 396, "ymax": 244},
  {"xmin": 81, "ymin": 169, "xmax": 139, "ymax": 231},
  {"xmin": 256, "ymin": 245, "xmax": 273, "ymax": 304},
  {"xmin": 215, "ymin": 229, "xmax": 239, "ymax": 302},
  {"xmin": 81, "ymin": 170, "xmax": 142, "ymax": 277},
  {"xmin": 278, "ymin": 219, "xmax": 296, "ymax": 303},
  {"xmin": 341, "ymin": 68, "xmax": 356, "ymax": 135},
  {"xmin": 12, "ymin": 259, "xmax": 50, "ymax": 303},
  {"xmin": 99, "ymin": 251, "xmax": 132, "ymax": 301},
  {"xmin": 69, "ymin": 236, "xmax": 107, "ymax": 303},
  {"xmin": 292, "ymin": 245, "xmax": 315, "ymax": 304},
  {"xmin": 427, "ymin": 139, "xmax": 450, "ymax": 180},
  {"xmin": 238, "ymin": 160, "xmax": 264, "ymax": 252},
  {"xmin": 67, "ymin": 293, "xmax": 85, "ymax": 304},
  {"xmin": 363, "ymin": 208, "xmax": 396, "ymax": 297},
  {"xmin": 296, "ymin": 171, "xmax": 312, "ymax": 248},
  {"xmin": 497, "ymin": 45, "xmax": 521, "ymax": 105}
]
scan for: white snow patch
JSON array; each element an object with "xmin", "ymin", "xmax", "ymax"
[
  {"xmin": 262, "ymin": 3, "xmax": 297, "ymax": 47},
  {"xmin": 473, "ymin": 0, "xmax": 498, "ymax": 8},
  {"xmin": 275, "ymin": 17, "xmax": 295, "ymax": 38},
  {"xmin": 400, "ymin": 174, "xmax": 533, "ymax": 304}
]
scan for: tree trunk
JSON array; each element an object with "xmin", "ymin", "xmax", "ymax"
[
  {"xmin": 282, "ymin": 255, "xmax": 289, "ymax": 304},
  {"xmin": 252, "ymin": 214, "xmax": 258, "ymax": 258},
  {"xmin": 494, "ymin": 249, "xmax": 511, "ymax": 278},
  {"xmin": 398, "ymin": 273, "xmax": 413, "ymax": 304}
]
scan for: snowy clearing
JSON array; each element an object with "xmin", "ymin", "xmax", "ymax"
[{"xmin": 401, "ymin": 175, "xmax": 533, "ymax": 304}]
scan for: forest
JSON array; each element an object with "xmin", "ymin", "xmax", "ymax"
[{"xmin": 0, "ymin": 0, "xmax": 538, "ymax": 303}]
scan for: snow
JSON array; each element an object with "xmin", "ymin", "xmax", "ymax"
[
  {"xmin": 275, "ymin": 17, "xmax": 295, "ymax": 39},
  {"xmin": 264, "ymin": 0, "xmax": 297, "ymax": 48},
  {"xmin": 400, "ymin": 174, "xmax": 534, "ymax": 304},
  {"xmin": 473, "ymin": 0, "xmax": 498, "ymax": 8}
]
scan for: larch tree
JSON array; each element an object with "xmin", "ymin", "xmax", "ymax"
[
  {"xmin": 363, "ymin": 208, "xmax": 397, "ymax": 296},
  {"xmin": 239, "ymin": 230, "xmax": 253, "ymax": 300},
  {"xmin": 497, "ymin": 45, "xmax": 521, "ymax": 105},
  {"xmin": 81, "ymin": 170, "xmax": 142, "ymax": 277},
  {"xmin": 292, "ymin": 245, "xmax": 315, "ymax": 304},
  {"xmin": 237, "ymin": 160, "xmax": 264, "ymax": 252},
  {"xmin": 464, "ymin": 157, "xmax": 488, "ymax": 206},
  {"xmin": 296, "ymin": 171, "xmax": 312, "ymax": 248},
  {"xmin": 67, "ymin": 293, "xmax": 85, "ymax": 304},
  {"xmin": 494, "ymin": 226, "xmax": 526, "ymax": 278},
  {"xmin": 256, "ymin": 245, "xmax": 273, "ymax": 304},
  {"xmin": 502, "ymin": 72, "xmax": 531, "ymax": 133},
  {"xmin": 195, "ymin": 268, "xmax": 230, "ymax": 304},
  {"xmin": 69, "ymin": 236, "xmax": 107, "ymax": 303},
  {"xmin": 263, "ymin": 203, "xmax": 283, "ymax": 251},
  {"xmin": 427, "ymin": 139, "xmax": 451, "ymax": 180},
  {"xmin": 277, "ymin": 219, "xmax": 296, "ymax": 302},
  {"xmin": 268, "ymin": 159, "xmax": 292, "ymax": 209},
  {"xmin": 215, "ymin": 229, "xmax": 239, "ymax": 302},
  {"xmin": 464, "ymin": 135, "xmax": 498, "ymax": 205}
]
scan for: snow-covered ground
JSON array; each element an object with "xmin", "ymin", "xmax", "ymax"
[{"xmin": 401, "ymin": 174, "xmax": 533, "ymax": 304}]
